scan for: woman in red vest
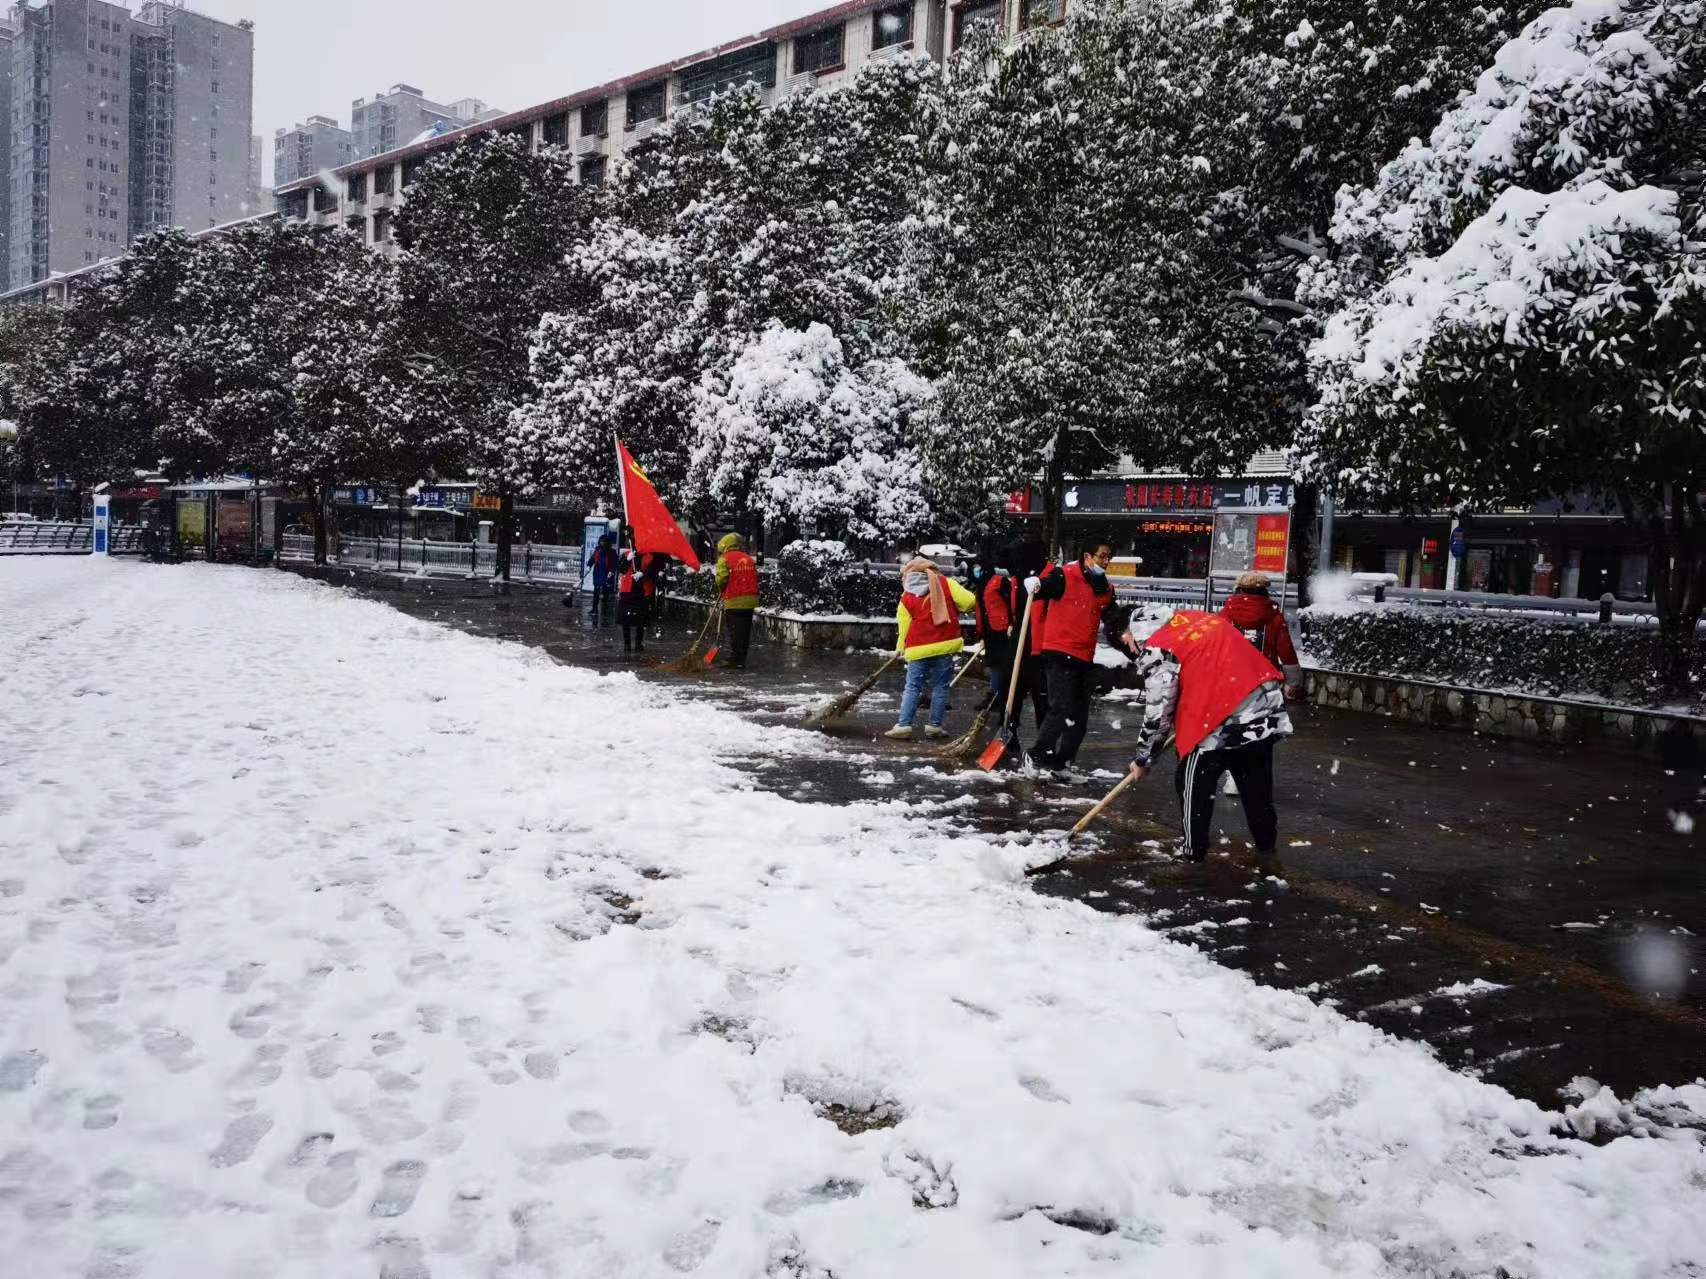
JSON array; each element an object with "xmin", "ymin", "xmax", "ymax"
[
  {"xmin": 1127, "ymin": 609, "xmax": 1294, "ymax": 864},
  {"xmin": 1005, "ymin": 535, "xmax": 1052, "ymax": 742},
  {"xmin": 885, "ymin": 555, "xmax": 977, "ymax": 740},
  {"xmin": 1028, "ymin": 540, "xmax": 1117, "ymax": 769}
]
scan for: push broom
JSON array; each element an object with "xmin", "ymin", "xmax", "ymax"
[
  {"xmin": 805, "ymin": 651, "xmax": 901, "ymax": 726},
  {"xmin": 667, "ymin": 603, "xmax": 722, "ymax": 674}
]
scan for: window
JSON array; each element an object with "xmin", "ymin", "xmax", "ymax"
[
  {"xmin": 872, "ymin": 2, "xmax": 915, "ymax": 49},
  {"xmin": 580, "ymin": 99, "xmax": 608, "ymax": 136},
  {"xmin": 953, "ymin": 0, "xmax": 1003, "ymax": 48},
  {"xmin": 372, "ymin": 209, "xmax": 392, "ymax": 242},
  {"xmin": 793, "ymin": 24, "xmax": 845, "ymax": 75},
  {"xmin": 312, "ymin": 184, "xmax": 336, "ymax": 213},
  {"xmin": 347, "ymin": 172, "xmax": 367, "ymax": 202},
  {"xmin": 624, "ymin": 81, "xmax": 665, "ymax": 129},
  {"xmin": 1018, "ymin": 0, "xmax": 1065, "ymax": 28},
  {"xmin": 541, "ymin": 112, "xmax": 568, "ymax": 146},
  {"xmin": 373, "ymin": 165, "xmax": 394, "ymax": 195},
  {"xmin": 401, "ymin": 155, "xmax": 427, "ymax": 188},
  {"xmin": 579, "ymin": 154, "xmax": 606, "ymax": 188},
  {"xmin": 211, "ymin": 80, "xmax": 219, "ymax": 94},
  {"xmin": 678, "ymin": 42, "xmax": 777, "ymax": 104}
]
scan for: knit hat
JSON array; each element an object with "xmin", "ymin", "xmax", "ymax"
[{"xmin": 1235, "ymin": 571, "xmax": 1271, "ymax": 593}]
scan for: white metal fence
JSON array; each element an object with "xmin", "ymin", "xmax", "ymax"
[
  {"xmin": 0, "ymin": 521, "xmax": 144, "ymax": 555},
  {"xmin": 281, "ymin": 534, "xmax": 588, "ymax": 585}
]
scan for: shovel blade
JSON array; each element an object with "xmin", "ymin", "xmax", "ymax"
[
  {"xmin": 977, "ymin": 729, "xmax": 1015, "ymax": 773},
  {"xmin": 702, "ymin": 646, "xmax": 720, "ymax": 665}
]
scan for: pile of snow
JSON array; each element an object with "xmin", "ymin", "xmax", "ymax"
[{"xmin": 2, "ymin": 558, "xmax": 1704, "ymax": 1277}]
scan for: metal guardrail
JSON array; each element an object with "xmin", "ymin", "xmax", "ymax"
[
  {"xmin": 273, "ymin": 537, "xmax": 1665, "ymax": 627},
  {"xmin": 0, "ymin": 521, "xmax": 144, "ymax": 555},
  {"xmin": 282, "ymin": 534, "xmax": 588, "ymax": 585}
]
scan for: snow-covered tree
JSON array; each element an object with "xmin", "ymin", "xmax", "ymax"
[
  {"xmin": 1302, "ymin": 0, "xmax": 1705, "ymax": 684},
  {"xmin": 523, "ymin": 58, "xmax": 943, "ymax": 518},
  {"xmin": 685, "ymin": 321, "xmax": 933, "ymax": 548},
  {"xmin": 393, "ymin": 134, "xmax": 591, "ymax": 578}
]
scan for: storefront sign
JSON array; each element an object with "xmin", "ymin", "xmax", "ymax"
[
  {"xmin": 1012, "ymin": 480, "xmax": 1296, "ymax": 515},
  {"xmin": 417, "ymin": 487, "xmax": 473, "ymax": 510},
  {"xmin": 1449, "ymin": 527, "xmax": 1466, "ymax": 558},
  {"xmin": 1139, "ymin": 519, "xmax": 1213, "ymax": 535},
  {"xmin": 110, "ymin": 485, "xmax": 163, "ymax": 501},
  {"xmin": 472, "ymin": 493, "xmax": 503, "ymax": 511},
  {"xmin": 333, "ymin": 486, "xmax": 383, "ymax": 505}
]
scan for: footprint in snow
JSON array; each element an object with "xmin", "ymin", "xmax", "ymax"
[
  {"xmin": 371, "ymin": 1159, "xmax": 428, "ymax": 1218},
  {"xmin": 141, "ymin": 1027, "xmax": 201, "ymax": 1074},
  {"xmin": 83, "ymin": 1094, "xmax": 120, "ymax": 1131},
  {"xmin": 0, "ymin": 1050, "xmax": 45, "ymax": 1092},
  {"xmin": 308, "ymin": 1152, "xmax": 363, "ymax": 1209},
  {"xmin": 233, "ymin": 1043, "xmax": 287, "ymax": 1088},
  {"xmin": 1019, "ymin": 1074, "xmax": 1068, "ymax": 1103},
  {"xmin": 209, "ymin": 1112, "xmax": 274, "ymax": 1168}
]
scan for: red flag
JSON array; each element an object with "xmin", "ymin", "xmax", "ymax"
[{"xmin": 616, "ymin": 439, "xmax": 701, "ymax": 571}]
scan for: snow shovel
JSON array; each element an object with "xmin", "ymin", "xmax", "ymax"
[
  {"xmin": 702, "ymin": 607, "xmax": 726, "ymax": 666},
  {"xmin": 976, "ymin": 585, "xmax": 1037, "ymax": 772},
  {"xmin": 1023, "ymin": 735, "xmax": 1174, "ymax": 877},
  {"xmin": 805, "ymin": 652, "xmax": 901, "ymax": 726}
]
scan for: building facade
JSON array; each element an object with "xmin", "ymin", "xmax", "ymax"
[
  {"xmin": 1, "ymin": 0, "xmax": 252, "ymax": 293},
  {"xmin": 276, "ymin": 0, "xmax": 1017, "ymax": 252},
  {"xmin": 273, "ymin": 114, "xmax": 355, "ymax": 186},
  {"xmin": 350, "ymin": 84, "xmax": 489, "ymax": 160}
]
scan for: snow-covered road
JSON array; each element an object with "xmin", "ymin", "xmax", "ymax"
[{"xmin": 2, "ymin": 558, "xmax": 1703, "ymax": 1279}]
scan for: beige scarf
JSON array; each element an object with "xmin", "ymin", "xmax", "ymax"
[{"xmin": 901, "ymin": 556, "xmax": 951, "ymax": 626}]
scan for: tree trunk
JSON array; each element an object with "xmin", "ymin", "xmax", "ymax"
[
  {"xmin": 1041, "ymin": 437, "xmax": 1067, "ymax": 562},
  {"xmin": 1292, "ymin": 483, "xmax": 1319, "ymax": 609},
  {"xmin": 496, "ymin": 491, "xmax": 514, "ymax": 586},
  {"xmin": 1646, "ymin": 483, "xmax": 1706, "ymax": 695},
  {"xmin": 312, "ymin": 480, "xmax": 329, "ymax": 567}
]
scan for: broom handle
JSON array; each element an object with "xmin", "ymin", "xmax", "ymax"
[
  {"xmin": 949, "ymin": 643, "xmax": 984, "ymax": 689},
  {"xmin": 1070, "ymin": 770, "xmax": 1139, "ymax": 836},
  {"xmin": 1000, "ymin": 586, "xmax": 1036, "ymax": 725},
  {"xmin": 855, "ymin": 652, "xmax": 901, "ymax": 696}
]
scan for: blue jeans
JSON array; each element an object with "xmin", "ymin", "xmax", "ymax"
[{"xmin": 896, "ymin": 653, "xmax": 956, "ymax": 729}]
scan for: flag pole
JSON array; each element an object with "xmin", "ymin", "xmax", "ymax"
[{"xmin": 613, "ymin": 433, "xmax": 626, "ymax": 545}]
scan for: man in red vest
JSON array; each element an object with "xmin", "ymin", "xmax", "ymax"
[
  {"xmin": 714, "ymin": 532, "xmax": 760, "ymax": 669},
  {"xmin": 1127, "ymin": 609, "xmax": 1294, "ymax": 863},
  {"xmin": 1027, "ymin": 540, "xmax": 1117, "ymax": 769}
]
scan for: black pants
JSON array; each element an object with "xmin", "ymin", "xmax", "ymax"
[
  {"xmin": 1175, "ymin": 738, "xmax": 1278, "ymax": 859},
  {"xmin": 590, "ymin": 584, "xmax": 611, "ymax": 620},
  {"xmin": 1032, "ymin": 652, "xmax": 1095, "ymax": 767},
  {"xmin": 1007, "ymin": 650, "xmax": 1049, "ymax": 736},
  {"xmin": 726, "ymin": 609, "xmax": 755, "ymax": 668}
]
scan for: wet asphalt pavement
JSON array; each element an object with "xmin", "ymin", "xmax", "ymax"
[{"xmin": 292, "ymin": 565, "xmax": 1705, "ymax": 1111}]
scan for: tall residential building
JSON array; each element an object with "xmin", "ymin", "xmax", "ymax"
[
  {"xmin": 129, "ymin": 1, "xmax": 256, "ymax": 235},
  {"xmin": 7, "ymin": 0, "xmax": 134, "ymax": 290},
  {"xmin": 274, "ymin": 114, "xmax": 355, "ymax": 186},
  {"xmin": 2, "ymin": 0, "xmax": 253, "ymax": 293},
  {"xmin": 350, "ymin": 85, "xmax": 489, "ymax": 159}
]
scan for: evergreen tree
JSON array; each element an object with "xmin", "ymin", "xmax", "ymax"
[
  {"xmin": 1302, "ymin": 0, "xmax": 1706, "ymax": 685},
  {"xmin": 393, "ymin": 133, "xmax": 591, "ymax": 580},
  {"xmin": 684, "ymin": 321, "xmax": 933, "ymax": 548}
]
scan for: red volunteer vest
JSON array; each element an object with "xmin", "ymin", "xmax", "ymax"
[
  {"xmin": 1040, "ymin": 563, "xmax": 1111, "ymax": 662},
  {"xmin": 1145, "ymin": 611, "xmax": 1283, "ymax": 756},
  {"xmin": 979, "ymin": 574, "xmax": 1013, "ymax": 638},
  {"xmin": 1027, "ymin": 562, "xmax": 1055, "ymax": 657},
  {"xmin": 721, "ymin": 550, "xmax": 759, "ymax": 601},
  {"xmin": 619, "ymin": 565, "xmax": 640, "ymax": 596},
  {"xmin": 901, "ymin": 590, "xmax": 962, "ymax": 651}
]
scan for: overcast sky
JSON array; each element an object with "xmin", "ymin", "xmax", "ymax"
[{"xmin": 170, "ymin": 0, "xmax": 836, "ymax": 183}]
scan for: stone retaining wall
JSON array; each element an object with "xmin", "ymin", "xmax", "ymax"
[{"xmin": 1306, "ymin": 668, "xmax": 1706, "ymax": 752}]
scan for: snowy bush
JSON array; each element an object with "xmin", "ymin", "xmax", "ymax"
[
  {"xmin": 685, "ymin": 323, "xmax": 934, "ymax": 546},
  {"xmin": 1301, "ymin": 606, "xmax": 1706, "ymax": 708},
  {"xmin": 771, "ymin": 539, "xmax": 898, "ymax": 617}
]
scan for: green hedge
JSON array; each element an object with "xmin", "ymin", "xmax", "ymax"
[{"xmin": 1300, "ymin": 605, "xmax": 1706, "ymax": 708}]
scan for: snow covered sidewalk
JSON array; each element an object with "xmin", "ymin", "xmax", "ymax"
[{"xmin": 2, "ymin": 558, "xmax": 1703, "ymax": 1279}]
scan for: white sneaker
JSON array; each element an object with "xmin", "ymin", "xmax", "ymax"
[
  {"xmin": 923, "ymin": 725, "xmax": 949, "ymax": 740},
  {"xmin": 883, "ymin": 725, "xmax": 915, "ymax": 741}
]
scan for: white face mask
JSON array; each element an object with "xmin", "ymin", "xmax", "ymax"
[{"xmin": 1085, "ymin": 562, "xmax": 1107, "ymax": 579}]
